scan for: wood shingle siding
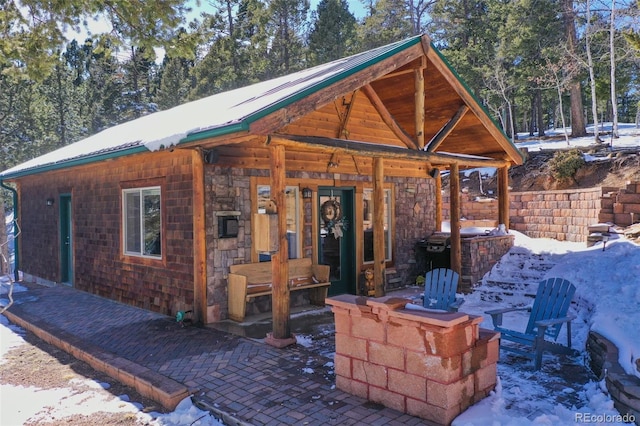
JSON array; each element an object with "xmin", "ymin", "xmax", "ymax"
[{"xmin": 18, "ymin": 150, "xmax": 196, "ymax": 316}]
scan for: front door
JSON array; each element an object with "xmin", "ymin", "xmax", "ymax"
[
  {"xmin": 318, "ymin": 188, "xmax": 355, "ymax": 295},
  {"xmin": 59, "ymin": 194, "xmax": 73, "ymax": 285}
]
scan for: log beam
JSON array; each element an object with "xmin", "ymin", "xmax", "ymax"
[
  {"xmin": 420, "ymin": 36, "xmax": 523, "ymax": 165},
  {"xmin": 415, "ymin": 58, "xmax": 426, "ymax": 149},
  {"xmin": 361, "ymin": 84, "xmax": 419, "ymax": 150},
  {"xmin": 434, "ymin": 170, "xmax": 442, "ymax": 232},
  {"xmin": 249, "ymin": 44, "xmax": 424, "ymax": 135},
  {"xmin": 191, "ymin": 149, "xmax": 207, "ymax": 323},
  {"xmin": 269, "ymin": 134, "xmax": 511, "ymax": 169},
  {"xmin": 426, "ymin": 105, "xmax": 469, "ymax": 152}
]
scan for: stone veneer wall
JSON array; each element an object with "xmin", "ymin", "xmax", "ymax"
[
  {"xmin": 460, "ymin": 235, "xmax": 514, "ymax": 291},
  {"xmin": 203, "ymin": 167, "xmax": 436, "ymax": 322},
  {"xmin": 327, "ymin": 294, "xmax": 499, "ymax": 426},
  {"xmin": 587, "ymin": 331, "xmax": 640, "ymax": 425}
]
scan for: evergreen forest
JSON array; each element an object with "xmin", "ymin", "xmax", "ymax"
[{"xmin": 1, "ymin": 0, "xmax": 639, "ymax": 174}]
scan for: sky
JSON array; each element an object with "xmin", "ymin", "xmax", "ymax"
[{"xmin": 2, "ymin": 123, "xmax": 640, "ymax": 424}]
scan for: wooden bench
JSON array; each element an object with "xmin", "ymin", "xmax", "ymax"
[{"xmin": 228, "ymin": 258, "xmax": 331, "ymax": 322}]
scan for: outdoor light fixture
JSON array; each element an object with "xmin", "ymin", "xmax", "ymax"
[
  {"xmin": 46, "ymin": 198, "xmax": 54, "ymax": 206},
  {"xmin": 429, "ymin": 168, "xmax": 440, "ymax": 178},
  {"xmin": 302, "ymin": 187, "xmax": 312, "ymax": 199}
]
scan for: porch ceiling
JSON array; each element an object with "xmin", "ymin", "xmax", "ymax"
[{"xmin": 253, "ymin": 40, "xmax": 522, "ymax": 169}]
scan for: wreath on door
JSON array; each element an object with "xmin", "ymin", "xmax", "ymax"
[{"xmin": 321, "ymin": 199, "xmax": 348, "ymax": 238}]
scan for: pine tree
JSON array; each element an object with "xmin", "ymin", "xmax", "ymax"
[
  {"xmin": 358, "ymin": 0, "xmax": 413, "ymax": 50},
  {"xmin": 266, "ymin": 0, "xmax": 310, "ymax": 76},
  {"xmin": 120, "ymin": 46, "xmax": 159, "ymax": 120},
  {"xmin": 1, "ymin": 0, "xmax": 195, "ymax": 80},
  {"xmin": 157, "ymin": 57, "xmax": 190, "ymax": 110},
  {"xmin": 308, "ymin": 0, "xmax": 358, "ymax": 66},
  {"xmin": 84, "ymin": 39, "xmax": 127, "ymax": 133},
  {"xmin": 562, "ymin": 0, "xmax": 587, "ymax": 137},
  {"xmin": 41, "ymin": 57, "xmax": 87, "ymax": 147}
]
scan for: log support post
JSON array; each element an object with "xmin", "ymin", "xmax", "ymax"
[
  {"xmin": 449, "ymin": 163, "xmax": 462, "ymax": 277},
  {"xmin": 498, "ymin": 166, "xmax": 510, "ymax": 229},
  {"xmin": 267, "ymin": 144, "xmax": 294, "ymax": 347},
  {"xmin": 192, "ymin": 149, "xmax": 207, "ymax": 324},
  {"xmin": 415, "ymin": 60, "xmax": 426, "ymax": 149},
  {"xmin": 373, "ymin": 157, "xmax": 386, "ymax": 297},
  {"xmin": 434, "ymin": 169, "xmax": 442, "ymax": 232}
]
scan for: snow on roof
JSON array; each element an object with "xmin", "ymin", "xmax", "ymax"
[{"xmin": 1, "ymin": 37, "xmax": 422, "ymax": 179}]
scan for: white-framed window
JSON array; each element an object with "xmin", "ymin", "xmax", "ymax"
[
  {"xmin": 363, "ymin": 188, "xmax": 392, "ymax": 262},
  {"xmin": 123, "ymin": 187, "xmax": 162, "ymax": 258},
  {"xmin": 257, "ymin": 185, "xmax": 301, "ymax": 259}
]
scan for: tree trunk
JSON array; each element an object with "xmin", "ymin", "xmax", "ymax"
[
  {"xmin": 585, "ymin": 0, "xmax": 601, "ymax": 142},
  {"xmin": 529, "ymin": 95, "xmax": 536, "ymax": 136},
  {"xmin": 536, "ymin": 89, "xmax": 545, "ymax": 137},
  {"xmin": 610, "ymin": 0, "xmax": 619, "ymax": 139},
  {"xmin": 563, "ymin": 0, "xmax": 587, "ymax": 137}
]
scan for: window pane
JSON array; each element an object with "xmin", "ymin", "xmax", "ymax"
[
  {"xmin": 256, "ymin": 185, "xmax": 300, "ymax": 259},
  {"xmin": 125, "ymin": 192, "xmax": 141, "ymax": 253},
  {"xmin": 143, "ymin": 189, "xmax": 161, "ymax": 256},
  {"xmin": 363, "ymin": 189, "xmax": 391, "ymax": 263}
]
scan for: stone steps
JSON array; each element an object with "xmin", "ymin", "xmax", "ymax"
[{"xmin": 474, "ymin": 248, "xmax": 562, "ymax": 304}]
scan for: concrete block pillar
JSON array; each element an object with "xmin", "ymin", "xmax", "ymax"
[{"xmin": 326, "ymin": 294, "xmax": 500, "ymax": 426}]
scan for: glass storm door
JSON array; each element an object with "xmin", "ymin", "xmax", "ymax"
[
  {"xmin": 60, "ymin": 195, "xmax": 73, "ymax": 285},
  {"xmin": 318, "ymin": 188, "xmax": 355, "ymax": 295}
]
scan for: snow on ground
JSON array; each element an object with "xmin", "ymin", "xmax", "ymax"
[
  {"xmin": 452, "ymin": 230, "xmax": 639, "ymax": 425},
  {"xmin": 0, "ymin": 287, "xmax": 223, "ymax": 425},
  {"xmin": 515, "ymin": 122, "xmax": 640, "ymax": 152}
]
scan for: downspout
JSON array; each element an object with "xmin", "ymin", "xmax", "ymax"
[{"xmin": 0, "ymin": 179, "xmax": 19, "ymax": 282}]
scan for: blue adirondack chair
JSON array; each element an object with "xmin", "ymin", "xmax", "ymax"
[
  {"xmin": 423, "ymin": 268, "xmax": 464, "ymax": 312},
  {"xmin": 485, "ymin": 277, "xmax": 577, "ymax": 370}
]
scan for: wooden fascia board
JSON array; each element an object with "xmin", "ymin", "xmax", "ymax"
[
  {"xmin": 426, "ymin": 104, "xmax": 469, "ymax": 152},
  {"xmin": 419, "ymin": 36, "xmax": 524, "ymax": 165},
  {"xmin": 177, "ymin": 131, "xmax": 259, "ymax": 150},
  {"xmin": 269, "ymin": 134, "xmax": 510, "ymax": 168},
  {"xmin": 249, "ymin": 44, "xmax": 424, "ymax": 136},
  {"xmin": 360, "ymin": 84, "xmax": 419, "ymax": 150}
]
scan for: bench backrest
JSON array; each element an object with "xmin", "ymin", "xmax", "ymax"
[{"xmin": 229, "ymin": 258, "xmax": 314, "ymax": 283}]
